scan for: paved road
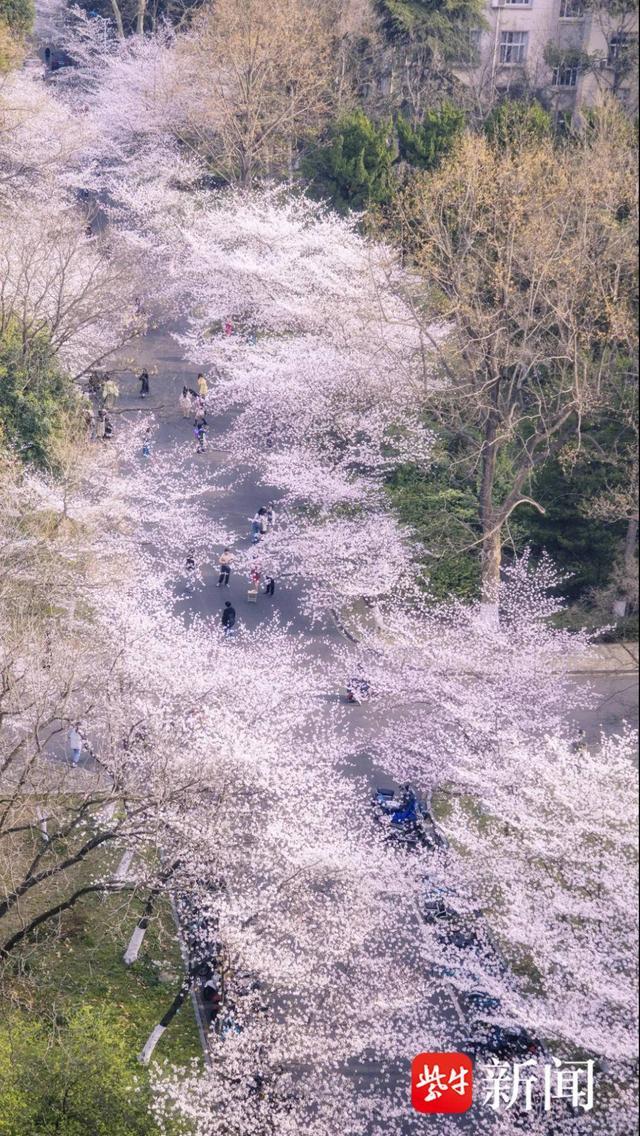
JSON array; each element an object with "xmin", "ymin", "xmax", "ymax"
[
  {"xmin": 114, "ymin": 322, "xmax": 638, "ymax": 748},
  {"xmin": 109, "ymin": 324, "xmax": 637, "ymax": 1135}
]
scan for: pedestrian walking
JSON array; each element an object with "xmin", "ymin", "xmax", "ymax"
[
  {"xmin": 142, "ymin": 427, "xmax": 152, "ymax": 458},
  {"xmin": 87, "ymin": 371, "xmax": 103, "ymax": 397},
  {"xmin": 194, "ymin": 422, "xmax": 207, "ymax": 453},
  {"xmin": 102, "ymin": 377, "xmax": 120, "ymax": 409},
  {"xmin": 258, "ymin": 509, "xmax": 268, "ymax": 536},
  {"xmin": 263, "ymin": 575, "xmax": 275, "ymax": 596},
  {"xmin": 138, "ymin": 369, "xmax": 150, "ymax": 399},
  {"xmin": 103, "ymin": 413, "xmax": 114, "ymax": 439},
  {"xmin": 217, "ymin": 549, "xmax": 233, "ymax": 587},
  {"xmin": 95, "ymin": 408, "xmax": 106, "ymax": 440},
  {"xmin": 185, "ymin": 550, "xmax": 196, "ymax": 593},
  {"xmin": 68, "ymin": 722, "xmax": 84, "ymax": 765},
  {"xmin": 180, "ymin": 388, "xmax": 192, "ymax": 418},
  {"xmin": 250, "ymin": 513, "xmax": 262, "ymax": 544},
  {"xmin": 197, "ymin": 373, "xmax": 208, "ymax": 400},
  {"xmin": 194, "ymin": 402, "xmax": 207, "ymax": 428},
  {"xmin": 223, "ymin": 318, "xmax": 234, "ymax": 336},
  {"xmin": 221, "ymin": 601, "xmax": 236, "ymax": 636}
]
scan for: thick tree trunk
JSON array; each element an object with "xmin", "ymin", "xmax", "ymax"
[
  {"xmin": 124, "ymin": 860, "xmax": 180, "ymax": 964},
  {"xmin": 110, "ymin": 0, "xmax": 125, "ymax": 39},
  {"xmin": 136, "ymin": 0, "xmax": 146, "ymax": 35},
  {"xmin": 124, "ymin": 923, "xmax": 147, "ymax": 965},
  {"xmin": 114, "ymin": 848, "xmax": 135, "ymax": 881},
  {"xmin": 138, "ymin": 980, "xmax": 191, "ymax": 1064},
  {"xmin": 480, "ymin": 527, "xmax": 502, "ymax": 624},
  {"xmin": 614, "ymin": 515, "xmax": 639, "ymax": 617}
]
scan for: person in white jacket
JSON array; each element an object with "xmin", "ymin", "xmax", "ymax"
[{"xmin": 68, "ymin": 723, "xmax": 83, "ymax": 765}]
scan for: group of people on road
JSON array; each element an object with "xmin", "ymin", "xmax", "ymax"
[
  {"xmin": 179, "ymin": 374, "xmax": 279, "ymax": 635},
  {"xmin": 183, "ymin": 543, "xmax": 276, "ymax": 637},
  {"xmin": 85, "ymin": 367, "xmax": 154, "ymax": 443}
]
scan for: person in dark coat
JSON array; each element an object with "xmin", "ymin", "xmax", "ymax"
[
  {"xmin": 138, "ymin": 369, "xmax": 150, "ymax": 398},
  {"xmin": 221, "ymin": 602, "xmax": 236, "ymax": 635}
]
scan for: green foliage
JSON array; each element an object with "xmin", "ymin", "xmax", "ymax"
[
  {"xmin": 387, "ymin": 459, "xmax": 481, "ymax": 599},
  {"xmin": 0, "ymin": 1005, "xmax": 188, "ymax": 1136},
  {"xmin": 0, "ymin": 0, "xmax": 33, "ymax": 34},
  {"xmin": 396, "ymin": 103, "xmax": 465, "ymax": 170},
  {"xmin": 303, "ymin": 110, "xmax": 395, "ymax": 212},
  {"xmin": 484, "ymin": 99, "xmax": 553, "ymax": 150},
  {"xmin": 517, "ymin": 456, "xmax": 629, "ymax": 602},
  {"xmin": 0, "ymin": 326, "xmax": 83, "ymax": 469},
  {"xmin": 388, "ymin": 422, "xmax": 634, "ymax": 608},
  {"xmin": 377, "ymin": 0, "xmax": 484, "ymax": 48}
]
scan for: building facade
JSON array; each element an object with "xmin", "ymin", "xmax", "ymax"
[{"xmin": 455, "ymin": 0, "xmax": 639, "ymax": 116}]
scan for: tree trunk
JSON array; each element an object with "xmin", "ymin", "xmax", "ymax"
[
  {"xmin": 479, "ymin": 527, "xmax": 502, "ymax": 627},
  {"xmin": 136, "ymin": 0, "xmax": 146, "ymax": 35},
  {"xmin": 138, "ymin": 980, "xmax": 191, "ymax": 1064},
  {"xmin": 114, "ymin": 848, "xmax": 135, "ymax": 881},
  {"xmin": 124, "ymin": 923, "xmax": 147, "ymax": 965},
  {"xmin": 124, "ymin": 860, "xmax": 180, "ymax": 964},
  {"xmin": 614, "ymin": 515, "xmax": 639, "ymax": 617},
  {"xmin": 479, "ymin": 402, "xmax": 501, "ymax": 618},
  {"xmin": 110, "ymin": 0, "xmax": 125, "ymax": 39}
]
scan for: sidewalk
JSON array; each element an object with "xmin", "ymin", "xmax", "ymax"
[{"xmin": 567, "ymin": 642, "xmax": 638, "ymax": 675}]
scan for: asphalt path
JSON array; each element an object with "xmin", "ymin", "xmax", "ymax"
[
  {"xmin": 107, "ymin": 323, "xmax": 636, "ymax": 1135},
  {"xmin": 112, "ymin": 321, "xmax": 637, "ymax": 747}
]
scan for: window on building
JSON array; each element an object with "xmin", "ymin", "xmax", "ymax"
[
  {"xmin": 499, "ymin": 31, "xmax": 528, "ymax": 64},
  {"xmin": 504, "ymin": 0, "xmax": 532, "ymax": 5},
  {"xmin": 453, "ymin": 27, "xmax": 482, "ymax": 64},
  {"xmin": 608, "ymin": 33, "xmax": 630, "ymax": 66},
  {"xmin": 553, "ymin": 63, "xmax": 579, "ymax": 86},
  {"xmin": 559, "ymin": 0, "xmax": 584, "ymax": 17}
]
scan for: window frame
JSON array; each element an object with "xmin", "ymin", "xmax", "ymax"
[
  {"xmin": 552, "ymin": 62, "xmax": 579, "ymax": 86},
  {"xmin": 558, "ymin": 0, "xmax": 584, "ymax": 18},
  {"xmin": 499, "ymin": 30, "xmax": 529, "ymax": 65},
  {"xmin": 607, "ymin": 32, "xmax": 631, "ymax": 66}
]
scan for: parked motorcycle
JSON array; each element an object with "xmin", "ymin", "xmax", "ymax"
[{"xmin": 373, "ymin": 785, "xmax": 446, "ymax": 851}]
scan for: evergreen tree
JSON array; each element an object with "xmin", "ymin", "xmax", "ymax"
[
  {"xmin": 303, "ymin": 110, "xmax": 395, "ymax": 212},
  {"xmin": 396, "ymin": 102, "xmax": 465, "ymax": 170},
  {"xmin": 484, "ymin": 99, "xmax": 553, "ymax": 151}
]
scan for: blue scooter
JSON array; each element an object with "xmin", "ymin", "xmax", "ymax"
[{"xmin": 373, "ymin": 785, "xmax": 446, "ymax": 852}]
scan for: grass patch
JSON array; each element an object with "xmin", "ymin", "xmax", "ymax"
[{"xmin": 2, "ymin": 889, "xmax": 202, "ymax": 1067}]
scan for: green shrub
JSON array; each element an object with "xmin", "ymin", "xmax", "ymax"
[
  {"xmin": 484, "ymin": 99, "xmax": 552, "ymax": 150},
  {"xmin": 387, "ymin": 461, "xmax": 481, "ymax": 600},
  {"xmin": 396, "ymin": 102, "xmax": 465, "ymax": 170},
  {"xmin": 0, "ymin": 326, "xmax": 83, "ymax": 469},
  {"xmin": 303, "ymin": 110, "xmax": 395, "ymax": 212},
  {"xmin": 0, "ymin": 1005, "xmax": 188, "ymax": 1136}
]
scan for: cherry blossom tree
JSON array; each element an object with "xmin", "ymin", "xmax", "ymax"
[{"xmin": 2, "ymin": 25, "xmax": 636, "ymax": 1136}]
